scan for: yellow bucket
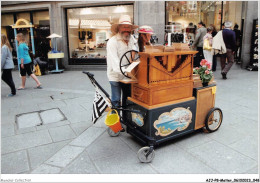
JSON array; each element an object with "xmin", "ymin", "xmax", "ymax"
[{"xmin": 105, "ymin": 109, "xmax": 122, "ymax": 133}]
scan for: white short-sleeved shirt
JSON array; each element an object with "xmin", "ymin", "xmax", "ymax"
[{"xmin": 106, "ymin": 34, "xmax": 137, "ymax": 81}]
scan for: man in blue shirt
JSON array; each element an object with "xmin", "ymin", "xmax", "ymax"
[{"xmin": 220, "ymin": 21, "xmax": 236, "ymax": 79}]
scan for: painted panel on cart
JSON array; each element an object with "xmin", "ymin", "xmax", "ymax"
[{"xmin": 152, "ymin": 99, "xmax": 196, "ymax": 140}]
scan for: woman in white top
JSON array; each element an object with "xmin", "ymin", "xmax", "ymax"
[{"xmin": 203, "ymin": 26, "xmax": 213, "ymax": 69}]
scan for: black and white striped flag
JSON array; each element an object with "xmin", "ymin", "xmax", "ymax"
[{"xmin": 92, "ymin": 89, "xmax": 110, "ymax": 123}]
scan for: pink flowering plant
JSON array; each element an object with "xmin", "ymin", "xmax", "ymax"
[{"xmin": 193, "ymin": 59, "xmax": 213, "ymax": 83}]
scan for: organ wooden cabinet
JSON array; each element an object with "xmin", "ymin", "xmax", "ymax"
[{"xmin": 128, "ymin": 51, "xmax": 198, "ymax": 107}]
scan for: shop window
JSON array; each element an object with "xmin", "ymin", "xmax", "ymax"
[
  {"xmin": 1, "ymin": 14, "xmax": 14, "ymax": 36},
  {"xmin": 16, "ymin": 12, "xmax": 30, "ymax": 22},
  {"xmin": 33, "ymin": 11, "xmax": 51, "ymax": 59},
  {"xmin": 66, "ymin": 5, "xmax": 134, "ymax": 64}
]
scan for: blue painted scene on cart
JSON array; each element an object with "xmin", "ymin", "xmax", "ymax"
[{"xmin": 154, "ymin": 107, "xmax": 192, "ymax": 136}]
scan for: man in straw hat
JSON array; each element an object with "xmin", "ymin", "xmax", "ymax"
[
  {"xmin": 106, "ymin": 15, "xmax": 138, "ymax": 110},
  {"xmin": 220, "ymin": 21, "xmax": 236, "ymax": 79}
]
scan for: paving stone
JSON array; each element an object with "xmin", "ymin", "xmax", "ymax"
[
  {"xmin": 206, "ymin": 123, "xmax": 247, "ymax": 145},
  {"xmin": 1, "ymin": 114, "xmax": 16, "ymax": 124},
  {"xmin": 36, "ymin": 120, "xmax": 70, "ymax": 131},
  {"xmin": 1, "ymin": 130, "xmax": 52, "ymax": 154},
  {"xmin": 93, "ymin": 150, "xmax": 157, "ymax": 174},
  {"xmin": 16, "ymin": 126, "xmax": 36, "ymax": 135},
  {"xmin": 28, "ymin": 140, "xmax": 70, "ymax": 169},
  {"xmin": 150, "ymin": 143, "xmax": 216, "ymax": 173},
  {"xmin": 45, "ymin": 145, "xmax": 85, "ymax": 167},
  {"xmin": 65, "ymin": 110, "xmax": 92, "ymax": 124},
  {"xmin": 38, "ymin": 100, "xmax": 67, "ymax": 110},
  {"xmin": 31, "ymin": 164, "xmax": 61, "ymax": 174},
  {"xmin": 70, "ymin": 126, "xmax": 105, "ymax": 147},
  {"xmin": 40, "ymin": 108, "xmax": 66, "ymax": 124},
  {"xmin": 173, "ymin": 131, "xmax": 213, "ymax": 150},
  {"xmin": 16, "ymin": 112, "xmax": 42, "ymax": 129},
  {"xmin": 1, "ymin": 123, "xmax": 15, "ymax": 137},
  {"xmin": 59, "ymin": 104, "xmax": 86, "ymax": 115},
  {"xmin": 246, "ymin": 166, "xmax": 259, "ymax": 174},
  {"xmin": 86, "ymin": 132, "xmax": 133, "ymax": 161},
  {"xmin": 119, "ymin": 132, "xmax": 143, "ymax": 152},
  {"xmin": 61, "ymin": 151, "xmax": 99, "ymax": 174},
  {"xmin": 229, "ymin": 135, "xmax": 258, "ymax": 161},
  {"xmin": 80, "ymin": 102, "xmax": 92, "ymax": 111},
  {"xmin": 63, "ymin": 97, "xmax": 92, "ymax": 106},
  {"xmin": 49, "ymin": 125, "xmax": 76, "ymax": 142},
  {"xmin": 70, "ymin": 121, "xmax": 92, "ymax": 135},
  {"xmin": 187, "ymin": 141, "xmax": 257, "ymax": 173},
  {"xmin": 1, "ymin": 150, "xmax": 29, "ymax": 174}
]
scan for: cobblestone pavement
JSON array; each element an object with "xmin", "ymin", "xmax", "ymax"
[{"xmin": 1, "ymin": 64, "xmax": 258, "ymax": 175}]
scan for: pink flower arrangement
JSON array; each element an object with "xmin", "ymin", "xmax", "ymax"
[
  {"xmin": 205, "ymin": 70, "xmax": 210, "ymax": 74},
  {"xmin": 200, "ymin": 59, "xmax": 208, "ymax": 66},
  {"xmin": 193, "ymin": 59, "xmax": 213, "ymax": 84}
]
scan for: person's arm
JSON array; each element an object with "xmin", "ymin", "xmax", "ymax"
[
  {"xmin": 19, "ymin": 44, "xmax": 25, "ymax": 68},
  {"xmin": 1, "ymin": 46, "xmax": 8, "ymax": 69},
  {"xmin": 193, "ymin": 29, "xmax": 201, "ymax": 47},
  {"xmin": 106, "ymin": 39, "xmax": 121, "ymax": 73}
]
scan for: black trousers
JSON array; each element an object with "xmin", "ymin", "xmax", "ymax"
[
  {"xmin": 2, "ymin": 69, "xmax": 16, "ymax": 95},
  {"xmin": 212, "ymin": 55, "xmax": 217, "ymax": 71},
  {"xmin": 194, "ymin": 47, "xmax": 205, "ymax": 67}
]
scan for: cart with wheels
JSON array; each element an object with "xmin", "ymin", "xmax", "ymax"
[{"xmin": 83, "ymin": 49, "xmax": 223, "ymax": 163}]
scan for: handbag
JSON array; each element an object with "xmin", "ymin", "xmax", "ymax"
[{"xmin": 203, "ymin": 38, "xmax": 212, "ymax": 50}]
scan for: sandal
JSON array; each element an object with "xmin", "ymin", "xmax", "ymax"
[
  {"xmin": 34, "ymin": 85, "xmax": 42, "ymax": 89},
  {"xmin": 17, "ymin": 87, "xmax": 25, "ymax": 90}
]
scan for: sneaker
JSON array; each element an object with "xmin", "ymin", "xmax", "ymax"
[
  {"xmin": 221, "ymin": 72, "xmax": 227, "ymax": 79},
  {"xmin": 7, "ymin": 94, "xmax": 15, "ymax": 97}
]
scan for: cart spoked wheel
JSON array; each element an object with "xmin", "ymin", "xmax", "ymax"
[
  {"xmin": 137, "ymin": 146, "xmax": 155, "ymax": 163},
  {"xmin": 107, "ymin": 127, "xmax": 120, "ymax": 137},
  {"xmin": 205, "ymin": 107, "xmax": 223, "ymax": 132},
  {"xmin": 119, "ymin": 50, "xmax": 140, "ymax": 78}
]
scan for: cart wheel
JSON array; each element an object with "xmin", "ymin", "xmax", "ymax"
[
  {"xmin": 137, "ymin": 146, "xmax": 155, "ymax": 163},
  {"xmin": 205, "ymin": 107, "xmax": 223, "ymax": 132},
  {"xmin": 107, "ymin": 127, "xmax": 120, "ymax": 137}
]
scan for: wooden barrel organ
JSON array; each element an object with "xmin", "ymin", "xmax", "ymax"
[{"xmin": 128, "ymin": 51, "xmax": 198, "ymax": 107}]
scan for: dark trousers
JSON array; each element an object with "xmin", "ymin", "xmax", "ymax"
[
  {"xmin": 194, "ymin": 47, "xmax": 205, "ymax": 67},
  {"xmin": 2, "ymin": 69, "xmax": 16, "ymax": 95},
  {"xmin": 212, "ymin": 55, "xmax": 217, "ymax": 71},
  {"xmin": 220, "ymin": 49, "xmax": 234, "ymax": 74}
]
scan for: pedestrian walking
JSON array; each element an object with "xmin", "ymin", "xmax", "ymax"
[
  {"xmin": 233, "ymin": 24, "xmax": 242, "ymax": 63},
  {"xmin": 16, "ymin": 33, "xmax": 42, "ymax": 90},
  {"xmin": 220, "ymin": 21, "xmax": 236, "ymax": 79},
  {"xmin": 203, "ymin": 26, "xmax": 213, "ymax": 69},
  {"xmin": 192, "ymin": 21, "xmax": 207, "ymax": 67},
  {"xmin": 106, "ymin": 15, "xmax": 138, "ymax": 109},
  {"xmin": 1, "ymin": 34, "xmax": 16, "ymax": 97},
  {"xmin": 137, "ymin": 25, "xmax": 153, "ymax": 52}
]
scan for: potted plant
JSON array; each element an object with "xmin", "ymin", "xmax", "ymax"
[{"xmin": 193, "ymin": 59, "xmax": 213, "ymax": 87}]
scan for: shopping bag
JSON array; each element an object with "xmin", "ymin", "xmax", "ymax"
[
  {"xmin": 34, "ymin": 64, "xmax": 42, "ymax": 76},
  {"xmin": 203, "ymin": 39, "xmax": 212, "ymax": 50}
]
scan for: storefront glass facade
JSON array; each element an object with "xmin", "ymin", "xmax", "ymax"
[
  {"xmin": 166, "ymin": 1, "xmax": 243, "ymax": 30},
  {"xmin": 1, "ymin": 10, "xmax": 50, "ymax": 63},
  {"xmin": 66, "ymin": 4, "xmax": 134, "ymax": 65}
]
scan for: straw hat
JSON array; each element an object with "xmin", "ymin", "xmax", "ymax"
[
  {"xmin": 111, "ymin": 15, "xmax": 138, "ymax": 34},
  {"xmin": 138, "ymin": 25, "xmax": 154, "ymax": 34}
]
